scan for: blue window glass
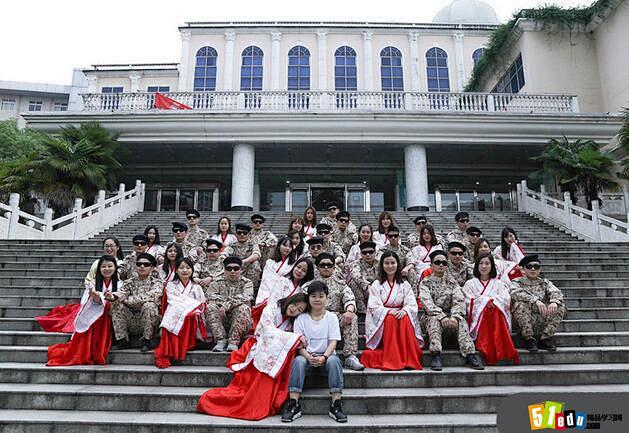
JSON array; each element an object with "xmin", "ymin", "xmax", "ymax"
[
  {"xmin": 240, "ymin": 46, "xmax": 264, "ymax": 91},
  {"xmin": 147, "ymin": 86, "xmax": 170, "ymax": 93},
  {"xmin": 287, "ymin": 46, "xmax": 310, "ymax": 91},
  {"xmin": 334, "ymin": 46, "xmax": 357, "ymax": 91},
  {"xmin": 380, "ymin": 47, "xmax": 404, "ymax": 91},
  {"xmin": 193, "ymin": 46, "xmax": 217, "ymax": 91},
  {"xmin": 425, "ymin": 47, "xmax": 450, "ymax": 92},
  {"xmin": 101, "ymin": 87, "xmax": 124, "ymax": 93},
  {"xmin": 472, "ymin": 48, "xmax": 485, "ymax": 67},
  {"xmin": 492, "ymin": 53, "xmax": 525, "ymax": 94}
]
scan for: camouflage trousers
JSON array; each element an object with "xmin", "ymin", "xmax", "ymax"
[
  {"xmin": 243, "ymin": 262, "xmax": 262, "ymax": 292},
  {"xmin": 111, "ymin": 302, "xmax": 160, "ymax": 341},
  {"xmin": 205, "ymin": 303, "xmax": 253, "ymax": 346},
  {"xmin": 348, "ymin": 282, "xmax": 368, "ymax": 314},
  {"xmin": 421, "ymin": 315, "xmax": 476, "ymax": 356},
  {"xmin": 333, "ymin": 311, "xmax": 359, "ymax": 357},
  {"xmin": 511, "ymin": 301, "xmax": 566, "ymax": 340}
]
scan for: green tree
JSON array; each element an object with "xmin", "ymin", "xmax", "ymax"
[
  {"xmin": 0, "ymin": 122, "xmax": 122, "ymax": 216},
  {"xmin": 0, "ymin": 120, "xmax": 44, "ymax": 163},
  {"xmin": 619, "ymin": 108, "xmax": 629, "ymax": 179},
  {"xmin": 531, "ymin": 136, "xmax": 619, "ymax": 210}
]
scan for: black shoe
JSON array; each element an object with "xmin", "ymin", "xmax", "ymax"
[
  {"xmin": 280, "ymin": 398, "xmax": 301, "ymax": 423},
  {"xmin": 539, "ymin": 338, "xmax": 557, "ymax": 352},
  {"xmin": 430, "ymin": 352, "xmax": 442, "ymax": 371},
  {"xmin": 140, "ymin": 338, "xmax": 152, "ymax": 353},
  {"xmin": 525, "ymin": 338, "xmax": 539, "ymax": 352},
  {"xmin": 111, "ymin": 339, "xmax": 129, "ymax": 350},
  {"xmin": 465, "ymin": 353, "xmax": 484, "ymax": 370},
  {"xmin": 329, "ymin": 399, "xmax": 348, "ymax": 423}
]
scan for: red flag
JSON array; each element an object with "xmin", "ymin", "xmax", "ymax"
[{"xmin": 154, "ymin": 92, "xmax": 191, "ymax": 110}]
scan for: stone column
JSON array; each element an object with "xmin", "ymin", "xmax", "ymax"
[
  {"xmin": 408, "ymin": 32, "xmax": 420, "ymax": 91},
  {"xmin": 86, "ymin": 76, "xmax": 97, "ymax": 93},
  {"xmin": 404, "ymin": 144, "xmax": 429, "ymax": 211},
  {"xmin": 317, "ymin": 30, "xmax": 328, "ymax": 90},
  {"xmin": 271, "ymin": 31, "xmax": 282, "ymax": 90},
  {"xmin": 231, "ymin": 144, "xmax": 255, "ymax": 210},
  {"xmin": 362, "ymin": 31, "xmax": 374, "ymax": 90},
  {"xmin": 453, "ymin": 33, "xmax": 465, "ymax": 92},
  {"xmin": 129, "ymin": 74, "xmax": 141, "ymax": 93},
  {"xmin": 223, "ymin": 30, "xmax": 236, "ymax": 91},
  {"xmin": 177, "ymin": 30, "xmax": 191, "ymax": 91}
]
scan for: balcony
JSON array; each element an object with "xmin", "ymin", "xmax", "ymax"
[{"xmin": 81, "ymin": 91, "xmax": 579, "ymax": 114}]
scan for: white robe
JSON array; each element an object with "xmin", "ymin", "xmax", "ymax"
[
  {"xmin": 364, "ymin": 279, "xmax": 424, "ymax": 350},
  {"xmin": 303, "ymin": 224, "xmax": 317, "ymax": 240},
  {"xmin": 493, "ymin": 242, "xmax": 525, "ymax": 264},
  {"xmin": 407, "ymin": 244, "xmax": 443, "ymax": 273},
  {"xmin": 461, "ymin": 278, "xmax": 512, "ymax": 340},
  {"xmin": 160, "ymin": 280, "xmax": 205, "ymax": 336},
  {"xmin": 74, "ymin": 280, "xmax": 122, "ymax": 333},
  {"xmin": 255, "ymin": 258, "xmax": 295, "ymax": 305},
  {"xmin": 231, "ymin": 290, "xmax": 301, "ymax": 378},
  {"xmin": 372, "ymin": 231, "xmax": 389, "ymax": 247},
  {"xmin": 146, "ymin": 244, "xmax": 165, "ymax": 259},
  {"xmin": 158, "ymin": 265, "xmax": 177, "ymax": 285},
  {"xmin": 211, "ymin": 233, "xmax": 237, "ymax": 251}
]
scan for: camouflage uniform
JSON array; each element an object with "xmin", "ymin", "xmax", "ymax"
[
  {"xmin": 204, "ymin": 275, "xmax": 254, "ymax": 346},
  {"xmin": 445, "ymin": 260, "xmax": 474, "ymax": 287},
  {"xmin": 111, "ymin": 274, "xmax": 162, "ymax": 341},
  {"xmin": 332, "ymin": 226, "xmax": 358, "ymax": 255},
  {"xmin": 186, "ymin": 226, "xmax": 209, "ymax": 248},
  {"xmin": 172, "ymin": 238, "xmax": 201, "ymax": 260},
  {"xmin": 223, "ymin": 241, "xmax": 262, "ymax": 289},
  {"xmin": 510, "ymin": 276, "xmax": 566, "ymax": 340},
  {"xmin": 463, "ymin": 238, "xmax": 476, "ymax": 262},
  {"xmin": 119, "ymin": 252, "xmax": 161, "ymax": 281},
  {"xmin": 250, "ymin": 228, "xmax": 278, "ymax": 264},
  {"xmin": 379, "ymin": 243, "xmax": 411, "ymax": 269},
  {"xmin": 193, "ymin": 256, "xmax": 224, "ymax": 282},
  {"xmin": 419, "ymin": 273, "xmax": 476, "ymax": 356},
  {"xmin": 446, "ymin": 228, "xmax": 467, "ymax": 244},
  {"xmin": 323, "ymin": 240, "xmax": 346, "ymax": 262},
  {"xmin": 305, "ymin": 274, "xmax": 358, "ymax": 357},
  {"xmin": 349, "ymin": 259, "xmax": 379, "ymax": 313}
]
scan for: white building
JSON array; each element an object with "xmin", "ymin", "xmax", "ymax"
[
  {"xmin": 21, "ymin": 0, "xmax": 625, "ymax": 213},
  {"xmin": 0, "ymin": 81, "xmax": 71, "ymax": 127}
]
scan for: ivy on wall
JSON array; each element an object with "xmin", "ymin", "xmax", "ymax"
[{"xmin": 464, "ymin": 0, "xmax": 613, "ymax": 92}]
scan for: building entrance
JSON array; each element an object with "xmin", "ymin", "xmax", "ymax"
[
  {"xmin": 310, "ymin": 188, "xmax": 345, "ymax": 211},
  {"xmin": 285, "ymin": 183, "xmax": 372, "ymax": 212}
]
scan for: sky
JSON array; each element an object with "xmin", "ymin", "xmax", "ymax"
[{"xmin": 1, "ymin": 0, "xmax": 591, "ymax": 85}]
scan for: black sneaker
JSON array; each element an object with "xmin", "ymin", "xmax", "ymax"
[
  {"xmin": 465, "ymin": 353, "xmax": 484, "ymax": 370},
  {"xmin": 430, "ymin": 352, "xmax": 443, "ymax": 371},
  {"xmin": 111, "ymin": 338, "xmax": 129, "ymax": 350},
  {"xmin": 539, "ymin": 338, "xmax": 557, "ymax": 352},
  {"xmin": 140, "ymin": 338, "xmax": 152, "ymax": 353},
  {"xmin": 525, "ymin": 338, "xmax": 539, "ymax": 352},
  {"xmin": 329, "ymin": 399, "xmax": 348, "ymax": 423},
  {"xmin": 281, "ymin": 398, "xmax": 301, "ymax": 423}
]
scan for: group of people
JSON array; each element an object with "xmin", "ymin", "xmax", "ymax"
[{"xmin": 39, "ymin": 204, "xmax": 567, "ymax": 423}]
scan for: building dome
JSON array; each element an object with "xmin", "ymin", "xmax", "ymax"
[{"xmin": 432, "ymin": 0, "xmax": 499, "ymax": 25}]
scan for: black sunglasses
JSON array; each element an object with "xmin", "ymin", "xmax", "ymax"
[
  {"xmin": 361, "ymin": 250, "xmax": 376, "ymax": 255},
  {"xmin": 225, "ymin": 266, "xmax": 241, "ymax": 272},
  {"xmin": 186, "ymin": 215, "xmax": 198, "ymax": 220},
  {"xmin": 449, "ymin": 251, "xmax": 464, "ymax": 256},
  {"xmin": 136, "ymin": 262, "xmax": 153, "ymax": 267},
  {"xmin": 207, "ymin": 248, "xmax": 220, "ymax": 253},
  {"xmin": 318, "ymin": 230, "xmax": 330, "ymax": 235},
  {"xmin": 338, "ymin": 219, "xmax": 349, "ymax": 223},
  {"xmin": 252, "ymin": 220, "xmax": 264, "ymax": 224},
  {"xmin": 317, "ymin": 262, "xmax": 334, "ymax": 269},
  {"xmin": 469, "ymin": 233, "xmax": 481, "ymax": 237},
  {"xmin": 433, "ymin": 260, "xmax": 448, "ymax": 266},
  {"xmin": 133, "ymin": 241, "xmax": 147, "ymax": 246},
  {"xmin": 173, "ymin": 228, "xmax": 185, "ymax": 233},
  {"xmin": 525, "ymin": 263, "xmax": 541, "ymax": 270},
  {"xmin": 236, "ymin": 230, "xmax": 249, "ymax": 235},
  {"xmin": 387, "ymin": 233, "xmax": 400, "ymax": 238},
  {"xmin": 458, "ymin": 219, "xmax": 470, "ymax": 223},
  {"xmin": 328, "ymin": 207, "xmax": 338, "ymax": 211}
]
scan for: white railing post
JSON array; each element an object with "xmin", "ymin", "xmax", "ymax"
[
  {"xmin": 140, "ymin": 183, "xmax": 146, "ymax": 211},
  {"xmin": 486, "ymin": 94, "xmax": 495, "ymax": 112},
  {"xmin": 117, "ymin": 183, "xmax": 126, "ymax": 219},
  {"xmin": 590, "ymin": 201, "xmax": 602, "ymax": 241},
  {"xmin": 516, "ymin": 184, "xmax": 523, "ymax": 211},
  {"xmin": 435, "ymin": 188, "xmax": 442, "ymax": 212},
  {"xmin": 96, "ymin": 190, "xmax": 106, "ymax": 228},
  {"xmin": 539, "ymin": 185, "xmax": 548, "ymax": 218},
  {"xmin": 72, "ymin": 198, "xmax": 83, "ymax": 240},
  {"xmin": 42, "ymin": 208, "xmax": 54, "ymax": 239},
  {"xmin": 623, "ymin": 184, "xmax": 629, "ymax": 224},
  {"xmin": 571, "ymin": 96, "xmax": 580, "ymax": 113},
  {"xmin": 212, "ymin": 187, "xmax": 220, "ymax": 212},
  {"xmin": 7, "ymin": 193, "xmax": 20, "ymax": 239},
  {"xmin": 135, "ymin": 179, "xmax": 142, "ymax": 212},
  {"xmin": 563, "ymin": 192, "xmax": 573, "ymax": 232},
  {"xmin": 520, "ymin": 180, "xmax": 528, "ymax": 212}
]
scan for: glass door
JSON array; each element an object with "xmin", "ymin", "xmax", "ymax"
[
  {"xmin": 310, "ymin": 188, "xmax": 345, "ymax": 211},
  {"xmin": 291, "ymin": 189, "xmax": 309, "ymax": 212},
  {"xmin": 160, "ymin": 190, "xmax": 176, "ymax": 211},
  {"xmin": 178, "ymin": 190, "xmax": 195, "ymax": 212},
  {"xmin": 347, "ymin": 189, "xmax": 365, "ymax": 212}
]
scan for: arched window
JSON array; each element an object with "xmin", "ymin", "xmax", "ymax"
[
  {"xmin": 240, "ymin": 46, "xmax": 264, "ymax": 91},
  {"xmin": 193, "ymin": 47, "xmax": 218, "ymax": 91},
  {"xmin": 288, "ymin": 46, "xmax": 310, "ymax": 90},
  {"xmin": 334, "ymin": 46, "xmax": 357, "ymax": 91},
  {"xmin": 472, "ymin": 48, "xmax": 485, "ymax": 67},
  {"xmin": 425, "ymin": 47, "xmax": 450, "ymax": 92},
  {"xmin": 380, "ymin": 47, "xmax": 404, "ymax": 91}
]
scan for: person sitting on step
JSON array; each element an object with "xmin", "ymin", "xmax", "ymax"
[
  {"xmin": 119, "ymin": 234, "xmax": 149, "ymax": 281},
  {"xmin": 221, "ymin": 223, "xmax": 262, "ymax": 290}
]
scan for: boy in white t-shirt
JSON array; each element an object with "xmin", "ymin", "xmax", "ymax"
[{"xmin": 282, "ymin": 281, "xmax": 347, "ymax": 423}]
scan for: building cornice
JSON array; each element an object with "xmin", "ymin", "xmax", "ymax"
[{"xmin": 179, "ymin": 21, "xmax": 500, "ymax": 32}]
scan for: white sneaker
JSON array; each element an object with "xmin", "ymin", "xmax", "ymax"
[
  {"xmin": 225, "ymin": 343, "xmax": 239, "ymax": 352},
  {"xmin": 212, "ymin": 340, "xmax": 227, "ymax": 352},
  {"xmin": 344, "ymin": 355, "xmax": 365, "ymax": 371}
]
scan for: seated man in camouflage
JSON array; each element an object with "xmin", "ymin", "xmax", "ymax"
[
  {"xmin": 444, "ymin": 241, "xmax": 473, "ymax": 287},
  {"xmin": 419, "ymin": 250, "xmax": 483, "ymax": 371},
  {"xmin": 111, "ymin": 253, "xmax": 163, "ymax": 352},
  {"xmin": 205, "ymin": 256, "xmax": 254, "ymax": 353},
  {"xmin": 194, "ymin": 238, "xmax": 224, "ymax": 288},
  {"xmin": 510, "ymin": 254, "xmax": 566, "ymax": 352},
  {"xmin": 349, "ymin": 241, "xmax": 379, "ymax": 314},
  {"xmin": 332, "ymin": 211, "xmax": 358, "ymax": 256},
  {"xmin": 306, "ymin": 253, "xmax": 364, "ymax": 371},
  {"xmin": 119, "ymin": 234, "xmax": 149, "ymax": 281},
  {"xmin": 378, "ymin": 226, "xmax": 410, "ymax": 269},
  {"xmin": 172, "ymin": 222, "xmax": 202, "ymax": 260},
  {"xmin": 317, "ymin": 223, "xmax": 345, "ymax": 265},
  {"xmin": 222, "ymin": 223, "xmax": 262, "ymax": 289}
]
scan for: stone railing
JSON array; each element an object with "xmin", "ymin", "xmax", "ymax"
[
  {"xmin": 81, "ymin": 91, "xmax": 579, "ymax": 114},
  {"xmin": 517, "ymin": 180, "xmax": 629, "ymax": 242},
  {"xmin": 0, "ymin": 180, "xmax": 145, "ymax": 240}
]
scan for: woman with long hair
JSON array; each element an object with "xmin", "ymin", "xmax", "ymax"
[
  {"xmin": 372, "ymin": 211, "xmax": 395, "ymax": 246},
  {"xmin": 360, "ymin": 251, "xmax": 423, "ymax": 370},
  {"xmin": 255, "ymin": 237, "xmax": 296, "ymax": 306},
  {"xmin": 403, "ymin": 224, "xmax": 443, "ymax": 286},
  {"xmin": 346, "ymin": 223, "xmax": 375, "ymax": 265},
  {"xmin": 302, "ymin": 206, "xmax": 317, "ymax": 240},
  {"xmin": 211, "ymin": 216, "xmax": 237, "ymax": 252},
  {"xmin": 159, "ymin": 243, "xmax": 184, "ymax": 284},
  {"xmin": 47, "ymin": 255, "xmax": 122, "ymax": 366},
  {"xmin": 461, "ymin": 253, "xmax": 519, "ymax": 366},
  {"xmin": 144, "ymin": 225, "xmax": 165, "ymax": 262},
  {"xmin": 476, "ymin": 238, "xmax": 521, "ymax": 283},
  {"xmin": 288, "ymin": 229, "xmax": 306, "ymax": 260}
]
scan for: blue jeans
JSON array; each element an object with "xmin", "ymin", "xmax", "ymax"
[{"xmin": 288, "ymin": 354, "xmax": 344, "ymax": 394}]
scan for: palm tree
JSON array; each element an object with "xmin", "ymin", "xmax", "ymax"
[
  {"xmin": 619, "ymin": 108, "xmax": 629, "ymax": 179},
  {"xmin": 531, "ymin": 136, "xmax": 619, "ymax": 209}
]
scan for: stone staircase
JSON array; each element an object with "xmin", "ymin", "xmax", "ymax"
[{"xmin": 1, "ymin": 211, "xmax": 629, "ymax": 432}]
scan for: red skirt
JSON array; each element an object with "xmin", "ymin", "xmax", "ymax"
[
  {"xmin": 197, "ymin": 340, "xmax": 299, "ymax": 420},
  {"xmin": 36, "ymin": 303, "xmax": 81, "ymax": 333},
  {"xmin": 226, "ymin": 337, "xmax": 256, "ymax": 368},
  {"xmin": 250, "ymin": 301, "xmax": 267, "ymax": 331},
  {"xmin": 154, "ymin": 312, "xmax": 202, "ymax": 369},
  {"xmin": 360, "ymin": 314, "xmax": 423, "ymax": 371},
  {"xmin": 46, "ymin": 304, "xmax": 112, "ymax": 366},
  {"xmin": 475, "ymin": 307, "xmax": 520, "ymax": 365}
]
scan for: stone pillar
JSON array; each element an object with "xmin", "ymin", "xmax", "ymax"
[
  {"xmin": 453, "ymin": 33, "xmax": 465, "ymax": 92},
  {"xmin": 404, "ymin": 144, "xmax": 429, "ymax": 211},
  {"xmin": 86, "ymin": 76, "xmax": 97, "ymax": 93},
  {"xmin": 231, "ymin": 144, "xmax": 255, "ymax": 210},
  {"xmin": 212, "ymin": 187, "xmax": 220, "ymax": 212},
  {"xmin": 271, "ymin": 31, "xmax": 282, "ymax": 90},
  {"xmin": 223, "ymin": 30, "xmax": 236, "ymax": 91},
  {"xmin": 407, "ymin": 32, "xmax": 420, "ymax": 92},
  {"xmin": 177, "ymin": 30, "xmax": 191, "ymax": 91},
  {"xmin": 129, "ymin": 74, "xmax": 141, "ymax": 93},
  {"xmin": 317, "ymin": 30, "xmax": 328, "ymax": 90},
  {"xmin": 362, "ymin": 31, "xmax": 374, "ymax": 90}
]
